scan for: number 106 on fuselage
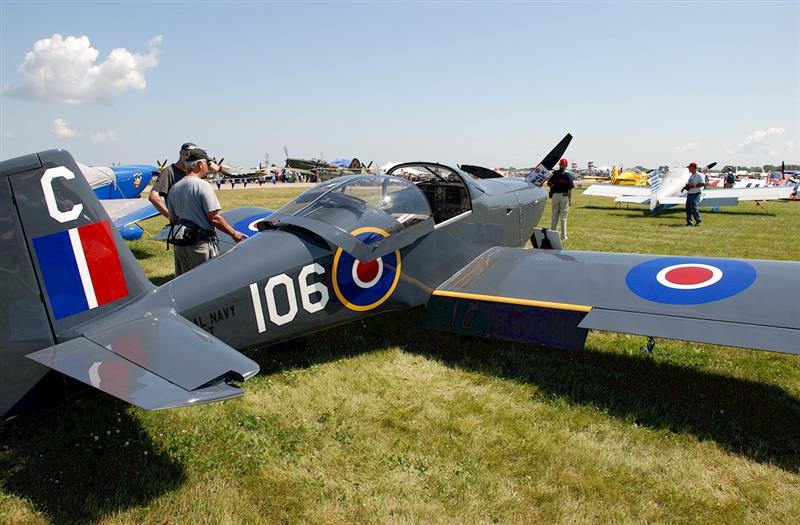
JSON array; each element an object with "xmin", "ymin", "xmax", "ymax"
[{"xmin": 248, "ymin": 263, "xmax": 329, "ymax": 332}]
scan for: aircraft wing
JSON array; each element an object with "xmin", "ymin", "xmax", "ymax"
[
  {"xmin": 425, "ymin": 247, "xmax": 799, "ymax": 355},
  {"xmin": 27, "ymin": 308, "xmax": 259, "ymax": 410},
  {"xmin": 583, "ymin": 184, "xmax": 651, "ymax": 198},
  {"xmin": 703, "ymin": 186, "xmax": 795, "ymax": 201},
  {"xmin": 101, "ymin": 198, "xmax": 159, "ymax": 228},
  {"xmin": 614, "ymin": 196, "xmax": 651, "ymax": 204}
]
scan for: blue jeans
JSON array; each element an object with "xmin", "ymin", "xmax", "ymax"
[{"xmin": 686, "ymin": 193, "xmax": 702, "ymax": 224}]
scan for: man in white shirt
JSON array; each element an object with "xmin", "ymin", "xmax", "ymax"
[{"xmin": 681, "ymin": 162, "xmax": 705, "ymax": 226}]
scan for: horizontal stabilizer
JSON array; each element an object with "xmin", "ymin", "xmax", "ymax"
[
  {"xmin": 27, "ymin": 308, "xmax": 259, "ymax": 409},
  {"xmin": 27, "ymin": 337, "xmax": 247, "ymax": 410}
]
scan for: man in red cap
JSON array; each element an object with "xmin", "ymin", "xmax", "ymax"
[
  {"xmin": 546, "ymin": 158, "xmax": 575, "ymax": 240},
  {"xmin": 681, "ymin": 162, "xmax": 705, "ymax": 226}
]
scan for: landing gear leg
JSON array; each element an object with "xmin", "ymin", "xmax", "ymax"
[{"xmin": 640, "ymin": 336, "xmax": 656, "ymax": 354}]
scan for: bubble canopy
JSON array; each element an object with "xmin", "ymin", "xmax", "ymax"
[{"xmin": 273, "ymin": 175, "xmax": 432, "ymax": 235}]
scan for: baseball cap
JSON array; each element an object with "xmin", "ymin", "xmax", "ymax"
[
  {"xmin": 559, "ymin": 158, "xmax": 569, "ymax": 166},
  {"xmin": 185, "ymin": 148, "xmax": 211, "ymax": 162},
  {"xmin": 687, "ymin": 162, "xmax": 698, "ymax": 168},
  {"xmin": 180, "ymin": 142, "xmax": 198, "ymax": 151}
]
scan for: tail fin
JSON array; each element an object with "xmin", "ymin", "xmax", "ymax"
[
  {"xmin": 648, "ymin": 170, "xmax": 662, "ymax": 212},
  {"xmin": 4, "ymin": 149, "xmax": 153, "ymax": 340},
  {"xmin": 2, "ymin": 150, "xmax": 257, "ymax": 417},
  {"xmin": 0, "ymin": 150, "xmax": 152, "ymax": 417}
]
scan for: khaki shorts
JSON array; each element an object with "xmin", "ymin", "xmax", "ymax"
[{"xmin": 174, "ymin": 239, "xmax": 219, "ymax": 276}]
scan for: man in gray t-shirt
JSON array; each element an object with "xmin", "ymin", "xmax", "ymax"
[
  {"xmin": 681, "ymin": 161, "xmax": 706, "ymax": 226},
  {"xmin": 169, "ymin": 148, "xmax": 245, "ymax": 275}
]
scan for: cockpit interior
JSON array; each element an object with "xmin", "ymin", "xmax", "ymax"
[{"xmin": 386, "ymin": 163, "xmax": 472, "ymax": 224}]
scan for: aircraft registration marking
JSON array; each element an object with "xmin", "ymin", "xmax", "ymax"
[
  {"xmin": 249, "ymin": 263, "xmax": 329, "ymax": 333},
  {"xmin": 431, "ymin": 290, "xmax": 592, "ymax": 313},
  {"xmin": 41, "ymin": 166, "xmax": 83, "ymax": 223}
]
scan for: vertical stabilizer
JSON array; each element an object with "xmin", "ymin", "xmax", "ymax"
[
  {"xmin": 648, "ymin": 170, "xmax": 662, "ymax": 212},
  {"xmin": 5, "ymin": 150, "xmax": 153, "ymax": 340}
]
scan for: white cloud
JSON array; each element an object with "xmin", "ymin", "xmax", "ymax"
[
  {"xmin": 5, "ymin": 34, "xmax": 162, "ymax": 104},
  {"xmin": 728, "ymin": 127, "xmax": 785, "ymax": 154},
  {"xmin": 52, "ymin": 118, "xmax": 78, "ymax": 138},
  {"xmin": 674, "ymin": 142, "xmax": 700, "ymax": 153},
  {"xmin": 51, "ymin": 118, "xmax": 117, "ymax": 143}
]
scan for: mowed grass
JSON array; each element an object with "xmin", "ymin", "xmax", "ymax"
[{"xmin": 1, "ymin": 187, "xmax": 799, "ymax": 524}]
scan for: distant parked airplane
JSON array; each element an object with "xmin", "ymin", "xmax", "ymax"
[
  {"xmin": 584, "ymin": 164, "xmax": 794, "ymax": 214},
  {"xmin": 77, "ymin": 162, "xmax": 159, "ymax": 240}
]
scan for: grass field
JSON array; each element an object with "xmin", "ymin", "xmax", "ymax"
[{"xmin": 2, "ymin": 188, "xmax": 799, "ymax": 524}]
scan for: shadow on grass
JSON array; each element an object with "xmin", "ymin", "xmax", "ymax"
[
  {"xmin": 149, "ymin": 275, "xmax": 174, "ymax": 286},
  {"xmin": 581, "ymin": 204, "xmax": 777, "ymax": 218},
  {"xmin": 129, "ymin": 246, "xmax": 156, "ymax": 260},
  {"xmin": 260, "ymin": 308, "xmax": 800, "ymax": 473},
  {"xmin": 0, "ymin": 396, "xmax": 185, "ymax": 525}
]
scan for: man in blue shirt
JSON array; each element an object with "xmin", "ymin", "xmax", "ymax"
[
  {"xmin": 546, "ymin": 158, "xmax": 575, "ymax": 240},
  {"xmin": 681, "ymin": 162, "xmax": 705, "ymax": 226}
]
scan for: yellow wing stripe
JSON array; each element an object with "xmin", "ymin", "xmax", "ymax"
[{"xmin": 431, "ymin": 290, "xmax": 592, "ymax": 313}]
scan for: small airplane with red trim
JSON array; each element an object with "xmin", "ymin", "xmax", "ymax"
[{"xmin": 1, "ymin": 136, "xmax": 798, "ymax": 418}]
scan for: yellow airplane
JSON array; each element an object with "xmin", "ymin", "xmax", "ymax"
[{"xmin": 611, "ymin": 165, "xmax": 650, "ymax": 186}]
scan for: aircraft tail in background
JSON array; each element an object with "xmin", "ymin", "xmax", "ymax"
[{"xmin": 648, "ymin": 170, "xmax": 662, "ymax": 212}]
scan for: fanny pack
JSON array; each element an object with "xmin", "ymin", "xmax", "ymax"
[{"xmin": 166, "ymin": 219, "xmax": 215, "ymax": 248}]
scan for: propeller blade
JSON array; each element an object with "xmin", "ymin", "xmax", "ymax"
[
  {"xmin": 367, "ymin": 161, "xmax": 373, "ymax": 169},
  {"xmin": 284, "ymin": 146, "xmax": 289, "ymax": 158},
  {"xmin": 706, "ymin": 162, "xmax": 717, "ymax": 170},
  {"xmin": 538, "ymin": 133, "xmax": 573, "ymax": 171}
]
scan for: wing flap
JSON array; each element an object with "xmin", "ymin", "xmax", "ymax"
[
  {"xmin": 27, "ymin": 337, "xmax": 247, "ymax": 410},
  {"xmin": 428, "ymin": 247, "xmax": 800, "ymax": 355},
  {"xmin": 580, "ymin": 309, "xmax": 798, "ymax": 354}
]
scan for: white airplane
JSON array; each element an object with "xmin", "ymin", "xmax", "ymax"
[{"xmin": 584, "ymin": 165, "xmax": 795, "ymax": 214}]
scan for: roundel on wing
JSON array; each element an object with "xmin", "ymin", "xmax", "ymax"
[
  {"xmin": 625, "ymin": 257, "xmax": 756, "ymax": 305},
  {"xmin": 232, "ymin": 212, "xmax": 273, "ymax": 235},
  {"xmin": 332, "ymin": 227, "xmax": 402, "ymax": 311}
]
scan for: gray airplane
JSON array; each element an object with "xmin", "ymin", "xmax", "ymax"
[{"xmin": 1, "ymin": 137, "xmax": 798, "ymax": 419}]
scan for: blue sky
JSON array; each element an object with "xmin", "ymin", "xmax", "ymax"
[{"xmin": 1, "ymin": 1, "xmax": 798, "ymax": 169}]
